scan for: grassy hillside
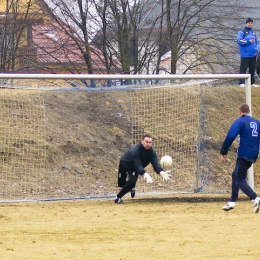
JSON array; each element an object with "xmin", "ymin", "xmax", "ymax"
[{"xmin": 1, "ymin": 81, "xmax": 260, "ymax": 200}]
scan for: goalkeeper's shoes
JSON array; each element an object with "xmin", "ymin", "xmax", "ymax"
[
  {"xmin": 130, "ymin": 189, "xmax": 135, "ymax": 198},
  {"xmin": 222, "ymin": 202, "xmax": 235, "ymax": 211},
  {"xmin": 114, "ymin": 197, "xmax": 124, "ymax": 204},
  {"xmin": 253, "ymin": 197, "xmax": 260, "ymax": 213}
]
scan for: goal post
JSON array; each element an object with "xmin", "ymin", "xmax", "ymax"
[{"xmin": 0, "ymin": 73, "xmax": 253, "ymax": 202}]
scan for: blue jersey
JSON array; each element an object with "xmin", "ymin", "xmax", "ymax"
[{"xmin": 220, "ymin": 115, "xmax": 260, "ymax": 163}]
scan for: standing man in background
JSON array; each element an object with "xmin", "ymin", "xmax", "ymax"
[{"xmin": 237, "ymin": 18, "xmax": 259, "ymax": 88}]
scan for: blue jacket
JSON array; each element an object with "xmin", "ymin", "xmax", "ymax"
[
  {"xmin": 220, "ymin": 115, "xmax": 260, "ymax": 163},
  {"xmin": 237, "ymin": 27, "xmax": 258, "ymax": 58}
]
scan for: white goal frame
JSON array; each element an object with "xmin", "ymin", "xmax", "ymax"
[{"xmin": 0, "ymin": 73, "xmax": 254, "ymax": 189}]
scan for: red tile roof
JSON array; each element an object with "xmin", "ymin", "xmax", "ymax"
[{"xmin": 32, "ymin": 22, "xmax": 119, "ymax": 70}]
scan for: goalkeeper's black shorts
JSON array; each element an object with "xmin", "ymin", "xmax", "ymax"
[
  {"xmin": 118, "ymin": 161, "xmax": 128, "ymax": 187},
  {"xmin": 118, "ymin": 171, "xmax": 127, "ymax": 187}
]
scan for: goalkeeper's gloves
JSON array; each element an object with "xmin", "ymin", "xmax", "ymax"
[
  {"xmin": 160, "ymin": 170, "xmax": 172, "ymax": 181},
  {"xmin": 143, "ymin": 172, "xmax": 154, "ymax": 184}
]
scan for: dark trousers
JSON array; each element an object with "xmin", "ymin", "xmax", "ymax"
[
  {"xmin": 230, "ymin": 158, "xmax": 257, "ymax": 202},
  {"xmin": 239, "ymin": 56, "xmax": 257, "ymax": 85},
  {"xmin": 117, "ymin": 161, "xmax": 139, "ymax": 199}
]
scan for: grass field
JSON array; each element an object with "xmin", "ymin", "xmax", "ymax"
[{"xmin": 0, "ymin": 192, "xmax": 259, "ymax": 260}]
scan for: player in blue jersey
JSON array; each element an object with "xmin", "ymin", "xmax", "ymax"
[
  {"xmin": 220, "ymin": 104, "xmax": 260, "ymax": 213},
  {"xmin": 114, "ymin": 134, "xmax": 171, "ymax": 204}
]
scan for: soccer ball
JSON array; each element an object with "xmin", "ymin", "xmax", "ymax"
[{"xmin": 160, "ymin": 155, "xmax": 173, "ymax": 168}]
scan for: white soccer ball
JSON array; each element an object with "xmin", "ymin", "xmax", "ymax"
[{"xmin": 160, "ymin": 155, "xmax": 173, "ymax": 168}]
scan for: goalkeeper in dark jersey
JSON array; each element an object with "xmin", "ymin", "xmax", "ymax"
[
  {"xmin": 220, "ymin": 104, "xmax": 260, "ymax": 213},
  {"xmin": 115, "ymin": 134, "xmax": 171, "ymax": 204}
]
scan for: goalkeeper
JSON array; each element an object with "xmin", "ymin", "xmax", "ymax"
[{"xmin": 115, "ymin": 134, "xmax": 171, "ymax": 204}]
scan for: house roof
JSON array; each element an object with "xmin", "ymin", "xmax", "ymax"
[
  {"xmin": 33, "ymin": 23, "xmax": 85, "ymax": 64},
  {"xmin": 32, "ymin": 22, "xmax": 120, "ymax": 70}
]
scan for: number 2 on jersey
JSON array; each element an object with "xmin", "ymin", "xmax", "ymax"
[{"xmin": 250, "ymin": 122, "xmax": 258, "ymax": 137}]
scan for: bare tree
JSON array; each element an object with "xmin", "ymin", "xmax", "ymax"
[
  {"xmin": 41, "ymin": 1, "xmax": 98, "ymax": 74},
  {"xmin": 44, "ymin": 0, "xmax": 169, "ymax": 75},
  {"xmin": 24, "ymin": 0, "xmax": 244, "ymax": 77},
  {"xmin": 91, "ymin": 0, "xmax": 168, "ymax": 75},
  {"xmin": 92, "ymin": 0, "xmax": 242, "ymax": 75},
  {"xmin": 41, "ymin": 0, "xmax": 114, "ymax": 86},
  {"xmin": 149, "ymin": 0, "xmax": 241, "ymax": 74}
]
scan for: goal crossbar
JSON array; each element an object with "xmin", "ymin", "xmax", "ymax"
[{"xmin": 0, "ymin": 73, "xmax": 251, "ymax": 80}]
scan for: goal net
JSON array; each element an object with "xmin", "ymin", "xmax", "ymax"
[{"xmin": 0, "ymin": 75, "xmax": 251, "ymax": 201}]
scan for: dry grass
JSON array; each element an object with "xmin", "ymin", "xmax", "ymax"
[{"xmin": 1, "ymin": 81, "xmax": 260, "ymax": 200}]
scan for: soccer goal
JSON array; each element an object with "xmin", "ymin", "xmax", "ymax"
[{"xmin": 0, "ymin": 73, "xmax": 253, "ymax": 202}]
